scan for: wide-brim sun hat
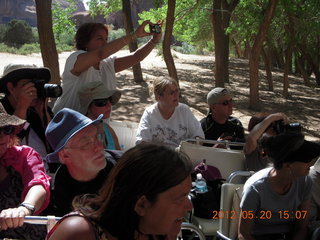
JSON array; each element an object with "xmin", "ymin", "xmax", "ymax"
[
  {"xmin": 0, "ymin": 63, "xmax": 51, "ymax": 93},
  {"xmin": 0, "ymin": 102, "xmax": 26, "ymax": 128},
  {"xmin": 78, "ymin": 81, "xmax": 121, "ymax": 114},
  {"xmin": 45, "ymin": 108, "xmax": 103, "ymax": 163}
]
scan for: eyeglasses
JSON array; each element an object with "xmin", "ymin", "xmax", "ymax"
[
  {"xmin": 0, "ymin": 126, "xmax": 15, "ymax": 135},
  {"xmin": 92, "ymin": 98, "xmax": 112, "ymax": 107},
  {"xmin": 65, "ymin": 133, "xmax": 104, "ymax": 151},
  {"xmin": 217, "ymin": 99, "xmax": 233, "ymax": 106}
]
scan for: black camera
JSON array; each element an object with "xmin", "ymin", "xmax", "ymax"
[
  {"xmin": 273, "ymin": 120, "xmax": 302, "ymax": 134},
  {"xmin": 149, "ymin": 24, "xmax": 161, "ymax": 34},
  {"xmin": 33, "ymin": 79, "xmax": 63, "ymax": 99}
]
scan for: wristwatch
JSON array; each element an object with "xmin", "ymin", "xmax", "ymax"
[{"xmin": 19, "ymin": 202, "xmax": 35, "ymax": 215}]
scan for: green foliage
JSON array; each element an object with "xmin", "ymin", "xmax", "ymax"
[
  {"xmin": 88, "ymin": 0, "xmax": 122, "ymax": 17},
  {"xmin": 3, "ymin": 20, "xmax": 34, "ymax": 47},
  {"xmin": 19, "ymin": 43, "xmax": 41, "ymax": 55},
  {"xmin": 0, "ymin": 24, "xmax": 6, "ymax": 42},
  {"xmin": 52, "ymin": 0, "xmax": 76, "ymax": 44},
  {"xmin": 138, "ymin": 0, "xmax": 213, "ymax": 50}
]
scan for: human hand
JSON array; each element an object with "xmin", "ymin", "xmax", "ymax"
[
  {"xmin": 150, "ymin": 20, "xmax": 163, "ymax": 43},
  {"xmin": 14, "ymin": 81, "xmax": 37, "ymax": 111},
  {"xmin": 268, "ymin": 112, "xmax": 289, "ymax": 124},
  {"xmin": 0, "ymin": 206, "xmax": 30, "ymax": 230}
]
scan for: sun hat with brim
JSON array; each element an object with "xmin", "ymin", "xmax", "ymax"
[
  {"xmin": 78, "ymin": 81, "xmax": 121, "ymax": 114},
  {"xmin": 281, "ymin": 140, "xmax": 320, "ymax": 164},
  {"xmin": 45, "ymin": 108, "xmax": 103, "ymax": 163},
  {"xmin": 0, "ymin": 102, "xmax": 26, "ymax": 127},
  {"xmin": 0, "ymin": 63, "xmax": 51, "ymax": 93}
]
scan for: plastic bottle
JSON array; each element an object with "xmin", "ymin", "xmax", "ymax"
[{"xmin": 195, "ymin": 173, "xmax": 207, "ymax": 193}]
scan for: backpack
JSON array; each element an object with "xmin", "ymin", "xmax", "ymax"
[{"xmin": 190, "ymin": 160, "xmax": 225, "ymax": 219}]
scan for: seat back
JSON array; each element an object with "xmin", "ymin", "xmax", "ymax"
[
  {"xmin": 109, "ymin": 120, "xmax": 139, "ymax": 151},
  {"xmin": 178, "ymin": 140, "xmax": 245, "ymax": 180},
  {"xmin": 218, "ymin": 183, "xmax": 243, "ymax": 239}
]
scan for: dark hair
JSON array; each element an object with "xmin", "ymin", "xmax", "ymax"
[
  {"xmin": 75, "ymin": 23, "xmax": 109, "ymax": 50},
  {"xmin": 73, "ymin": 143, "xmax": 192, "ymax": 240},
  {"xmin": 261, "ymin": 132, "xmax": 304, "ymax": 169}
]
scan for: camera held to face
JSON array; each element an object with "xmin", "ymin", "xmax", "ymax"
[
  {"xmin": 273, "ymin": 120, "xmax": 302, "ymax": 134},
  {"xmin": 33, "ymin": 79, "xmax": 63, "ymax": 99},
  {"xmin": 149, "ymin": 24, "xmax": 161, "ymax": 34}
]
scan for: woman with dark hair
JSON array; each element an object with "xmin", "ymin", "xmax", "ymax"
[
  {"xmin": 245, "ymin": 112, "xmax": 288, "ymax": 171},
  {"xmin": 46, "ymin": 143, "xmax": 193, "ymax": 240},
  {"xmin": 238, "ymin": 132, "xmax": 320, "ymax": 240},
  {"xmin": 53, "ymin": 20, "xmax": 162, "ymax": 113}
]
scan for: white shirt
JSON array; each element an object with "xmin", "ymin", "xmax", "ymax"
[
  {"xmin": 136, "ymin": 103, "xmax": 204, "ymax": 148},
  {"xmin": 53, "ymin": 50, "xmax": 117, "ymax": 113}
]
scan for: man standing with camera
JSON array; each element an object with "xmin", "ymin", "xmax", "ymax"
[{"xmin": 0, "ymin": 64, "xmax": 59, "ymax": 172}]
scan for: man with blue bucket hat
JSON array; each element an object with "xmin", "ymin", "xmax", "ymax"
[{"xmin": 44, "ymin": 108, "xmax": 117, "ymax": 216}]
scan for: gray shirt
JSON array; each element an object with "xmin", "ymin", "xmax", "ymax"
[
  {"xmin": 241, "ymin": 167, "xmax": 312, "ymax": 235},
  {"xmin": 309, "ymin": 168, "xmax": 320, "ymax": 231}
]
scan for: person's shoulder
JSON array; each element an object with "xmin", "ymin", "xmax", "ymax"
[
  {"xmin": 228, "ymin": 116, "xmax": 243, "ymax": 126},
  {"xmin": 244, "ymin": 167, "xmax": 271, "ymax": 189},
  {"xmin": 145, "ymin": 103, "xmax": 158, "ymax": 112},
  {"xmin": 48, "ymin": 215, "xmax": 96, "ymax": 240}
]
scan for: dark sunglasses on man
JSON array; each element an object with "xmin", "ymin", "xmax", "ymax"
[
  {"xmin": 0, "ymin": 126, "xmax": 15, "ymax": 135},
  {"xmin": 92, "ymin": 97, "xmax": 113, "ymax": 107}
]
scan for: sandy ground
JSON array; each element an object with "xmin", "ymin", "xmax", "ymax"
[{"xmin": 0, "ymin": 50, "xmax": 319, "ymax": 142}]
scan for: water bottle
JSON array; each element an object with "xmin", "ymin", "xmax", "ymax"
[{"xmin": 195, "ymin": 173, "xmax": 207, "ymax": 193}]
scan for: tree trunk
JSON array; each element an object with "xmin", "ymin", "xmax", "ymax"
[
  {"xmin": 244, "ymin": 40, "xmax": 251, "ymax": 59},
  {"xmin": 211, "ymin": 0, "xmax": 239, "ymax": 87},
  {"xmin": 283, "ymin": 47, "xmax": 291, "ymax": 98},
  {"xmin": 298, "ymin": 43, "xmax": 320, "ymax": 86},
  {"xmin": 249, "ymin": 0, "xmax": 278, "ymax": 110},
  {"xmin": 232, "ymin": 38, "xmax": 243, "ymax": 58},
  {"xmin": 122, "ymin": 0, "xmax": 143, "ymax": 83},
  {"xmin": 35, "ymin": 0, "xmax": 60, "ymax": 84},
  {"xmin": 296, "ymin": 53, "xmax": 311, "ymax": 86},
  {"xmin": 163, "ymin": 0, "xmax": 178, "ymax": 82},
  {"xmin": 261, "ymin": 47, "xmax": 273, "ymax": 91}
]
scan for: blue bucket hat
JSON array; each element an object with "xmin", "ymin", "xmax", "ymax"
[{"xmin": 45, "ymin": 108, "xmax": 103, "ymax": 163}]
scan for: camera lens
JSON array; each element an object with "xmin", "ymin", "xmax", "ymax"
[{"xmin": 44, "ymin": 84, "xmax": 63, "ymax": 98}]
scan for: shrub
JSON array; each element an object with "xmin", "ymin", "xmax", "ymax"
[{"xmin": 3, "ymin": 20, "xmax": 34, "ymax": 47}]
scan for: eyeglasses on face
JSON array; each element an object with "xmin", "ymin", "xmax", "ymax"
[
  {"xmin": 0, "ymin": 126, "xmax": 15, "ymax": 135},
  {"xmin": 92, "ymin": 97, "xmax": 112, "ymax": 107},
  {"xmin": 65, "ymin": 133, "xmax": 105, "ymax": 151},
  {"xmin": 217, "ymin": 99, "xmax": 233, "ymax": 106}
]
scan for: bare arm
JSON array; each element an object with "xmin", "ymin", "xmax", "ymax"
[
  {"xmin": 47, "ymin": 216, "xmax": 97, "ymax": 240},
  {"xmin": 0, "ymin": 185, "xmax": 46, "ymax": 230},
  {"xmin": 244, "ymin": 113, "xmax": 288, "ymax": 155},
  {"xmin": 238, "ymin": 211, "xmax": 256, "ymax": 240},
  {"xmin": 71, "ymin": 20, "xmax": 154, "ymax": 76},
  {"xmin": 292, "ymin": 200, "xmax": 311, "ymax": 240}
]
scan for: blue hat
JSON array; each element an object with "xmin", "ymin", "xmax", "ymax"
[{"xmin": 45, "ymin": 108, "xmax": 103, "ymax": 163}]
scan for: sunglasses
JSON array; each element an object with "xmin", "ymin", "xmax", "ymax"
[
  {"xmin": 217, "ymin": 99, "xmax": 233, "ymax": 106},
  {"xmin": 0, "ymin": 126, "xmax": 15, "ymax": 135},
  {"xmin": 92, "ymin": 97, "xmax": 112, "ymax": 107}
]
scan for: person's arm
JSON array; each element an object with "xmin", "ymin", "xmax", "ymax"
[
  {"xmin": 47, "ymin": 216, "xmax": 97, "ymax": 240},
  {"xmin": 244, "ymin": 113, "xmax": 288, "ymax": 155},
  {"xmin": 71, "ymin": 20, "xmax": 154, "ymax": 76},
  {"xmin": 136, "ymin": 108, "xmax": 153, "ymax": 144},
  {"xmin": 0, "ymin": 184, "xmax": 46, "ymax": 230},
  {"xmin": 114, "ymin": 28, "xmax": 162, "ymax": 73},
  {"xmin": 292, "ymin": 200, "xmax": 311, "ymax": 240},
  {"xmin": 238, "ymin": 214, "xmax": 256, "ymax": 240},
  {"xmin": 107, "ymin": 124, "xmax": 121, "ymax": 150}
]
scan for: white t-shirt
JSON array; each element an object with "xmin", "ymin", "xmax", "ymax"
[
  {"xmin": 53, "ymin": 50, "xmax": 117, "ymax": 113},
  {"xmin": 136, "ymin": 103, "xmax": 204, "ymax": 148}
]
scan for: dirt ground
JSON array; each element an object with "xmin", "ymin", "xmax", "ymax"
[{"xmin": 1, "ymin": 50, "xmax": 319, "ymax": 142}]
